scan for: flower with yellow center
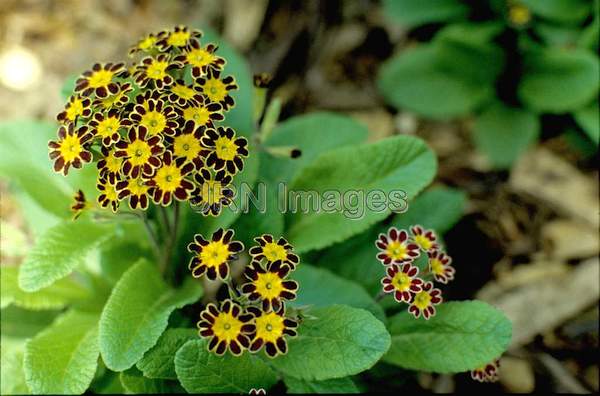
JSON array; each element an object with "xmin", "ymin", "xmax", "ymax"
[
  {"xmin": 146, "ymin": 60, "xmax": 169, "ymax": 80},
  {"xmin": 413, "ymin": 291, "xmax": 432, "ymax": 310},
  {"xmin": 427, "ymin": 250, "xmax": 455, "ymax": 284},
  {"xmin": 138, "ymin": 35, "xmax": 157, "ymax": 51},
  {"xmin": 88, "ymin": 69, "xmax": 114, "ymax": 89},
  {"xmin": 66, "ymin": 98, "xmax": 85, "ymax": 121},
  {"xmin": 249, "ymin": 234, "xmax": 299, "ymax": 269},
  {"xmin": 57, "ymin": 95, "xmax": 92, "ymax": 124},
  {"xmin": 262, "ymin": 243, "xmax": 288, "ymax": 262},
  {"xmin": 183, "ymin": 106, "xmax": 211, "ymax": 125},
  {"xmin": 174, "ymin": 41, "xmax": 225, "ymax": 78},
  {"xmin": 187, "ymin": 228, "xmax": 244, "ymax": 281},
  {"xmin": 255, "ymin": 312, "xmax": 285, "ymax": 344},
  {"xmin": 171, "ymin": 83, "xmax": 195, "ymax": 100},
  {"xmin": 140, "ymin": 111, "xmax": 167, "ymax": 135},
  {"xmin": 97, "ymin": 178, "xmax": 120, "ymax": 213},
  {"xmin": 97, "ymin": 117, "xmax": 120, "ymax": 138},
  {"xmin": 376, "ymin": 227, "xmax": 420, "ymax": 265},
  {"xmin": 254, "ymin": 272, "xmax": 285, "ymax": 299},
  {"xmin": 58, "ymin": 134, "xmax": 83, "ymax": 163},
  {"xmin": 167, "ymin": 30, "xmax": 191, "ymax": 47},
  {"xmin": 190, "ymin": 169, "xmax": 234, "ymax": 216},
  {"xmin": 410, "ymin": 225, "xmax": 438, "ymax": 252},
  {"xmin": 242, "ymin": 260, "xmax": 298, "ymax": 311},
  {"xmin": 381, "ymin": 263, "xmax": 422, "ymax": 303},
  {"xmin": 408, "ymin": 281, "xmax": 442, "ymax": 320},
  {"xmin": 116, "ymin": 176, "xmax": 150, "ymax": 210},
  {"xmin": 127, "ymin": 99, "xmax": 179, "ymax": 136},
  {"xmin": 199, "ymin": 240, "xmax": 230, "ymax": 268},
  {"xmin": 173, "ymin": 133, "xmax": 202, "ymax": 163},
  {"xmin": 125, "ymin": 139, "xmax": 152, "ymax": 166},
  {"xmin": 248, "ymin": 306, "xmax": 298, "ymax": 357},
  {"xmin": 187, "ymin": 48, "xmax": 215, "ymax": 69},
  {"xmin": 75, "ymin": 63, "xmax": 124, "ymax": 98},
  {"xmin": 197, "ymin": 70, "xmax": 237, "ymax": 109},
  {"xmin": 90, "ymin": 110, "xmax": 122, "ymax": 146},
  {"xmin": 214, "ymin": 136, "xmax": 238, "ymax": 161},
  {"xmin": 509, "ymin": 3, "xmax": 531, "ymax": 26},
  {"xmin": 135, "ymin": 55, "xmax": 175, "ymax": 89},
  {"xmin": 115, "ymin": 126, "xmax": 164, "ymax": 178},
  {"xmin": 386, "ymin": 241, "xmax": 408, "ymax": 261},
  {"xmin": 147, "ymin": 152, "xmax": 195, "ymax": 206},
  {"xmin": 153, "ymin": 163, "xmax": 183, "ymax": 192},
  {"xmin": 201, "ymin": 127, "xmax": 249, "ymax": 175},
  {"xmin": 49, "ymin": 125, "xmax": 93, "ymax": 176},
  {"xmin": 197, "ymin": 300, "xmax": 254, "ymax": 356},
  {"xmin": 212, "ymin": 312, "xmax": 244, "ymax": 343},
  {"xmin": 203, "ymin": 78, "xmax": 228, "ymax": 102}
]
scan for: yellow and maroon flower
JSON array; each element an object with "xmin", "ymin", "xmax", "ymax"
[
  {"xmin": 169, "ymin": 120, "xmax": 205, "ymax": 169},
  {"xmin": 375, "ymin": 227, "xmax": 420, "ymax": 265},
  {"xmin": 410, "ymin": 225, "xmax": 439, "ymax": 252},
  {"xmin": 241, "ymin": 260, "xmax": 298, "ymax": 312},
  {"xmin": 197, "ymin": 300, "xmax": 255, "ymax": 356},
  {"xmin": 187, "ymin": 228, "xmax": 244, "ymax": 281},
  {"xmin": 97, "ymin": 177, "xmax": 120, "ymax": 213},
  {"xmin": 124, "ymin": 98, "xmax": 179, "ymax": 137},
  {"xmin": 89, "ymin": 109, "xmax": 122, "ymax": 146},
  {"xmin": 174, "ymin": 41, "xmax": 225, "ymax": 78},
  {"xmin": 48, "ymin": 124, "xmax": 93, "ymax": 176},
  {"xmin": 128, "ymin": 89, "xmax": 164, "ymax": 112},
  {"xmin": 116, "ymin": 175, "xmax": 151, "ymax": 210},
  {"xmin": 471, "ymin": 359, "xmax": 500, "ymax": 383},
  {"xmin": 147, "ymin": 151, "xmax": 195, "ymax": 206},
  {"xmin": 75, "ymin": 63, "xmax": 126, "ymax": 98},
  {"xmin": 180, "ymin": 95, "xmax": 224, "ymax": 128},
  {"xmin": 97, "ymin": 147, "xmax": 123, "ymax": 185},
  {"xmin": 167, "ymin": 80, "xmax": 202, "ymax": 108},
  {"xmin": 56, "ymin": 95, "xmax": 92, "ymax": 124},
  {"xmin": 114, "ymin": 125, "xmax": 164, "ymax": 178},
  {"xmin": 247, "ymin": 305, "xmax": 298, "ymax": 357},
  {"xmin": 408, "ymin": 281, "xmax": 442, "ymax": 320},
  {"xmin": 381, "ymin": 263, "xmax": 423, "ymax": 303},
  {"xmin": 93, "ymin": 82, "xmax": 133, "ymax": 110},
  {"xmin": 428, "ymin": 250, "xmax": 455, "ymax": 284},
  {"xmin": 195, "ymin": 69, "xmax": 238, "ymax": 110},
  {"xmin": 248, "ymin": 235, "xmax": 299, "ymax": 269},
  {"xmin": 134, "ymin": 54, "xmax": 178, "ymax": 90},
  {"xmin": 156, "ymin": 25, "xmax": 202, "ymax": 52},
  {"xmin": 70, "ymin": 189, "xmax": 88, "ymax": 220},
  {"xmin": 189, "ymin": 169, "xmax": 234, "ymax": 216},
  {"xmin": 201, "ymin": 126, "xmax": 248, "ymax": 174},
  {"xmin": 129, "ymin": 32, "xmax": 160, "ymax": 57}
]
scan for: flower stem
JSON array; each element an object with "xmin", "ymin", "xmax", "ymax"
[
  {"xmin": 375, "ymin": 290, "xmax": 388, "ymax": 302},
  {"xmin": 141, "ymin": 211, "xmax": 161, "ymax": 259}
]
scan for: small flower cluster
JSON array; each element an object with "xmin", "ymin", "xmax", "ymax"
[
  {"xmin": 375, "ymin": 225, "xmax": 455, "ymax": 320},
  {"xmin": 50, "ymin": 26, "xmax": 246, "ymax": 215},
  {"xmin": 470, "ymin": 359, "xmax": 500, "ymax": 383},
  {"xmin": 189, "ymin": 230, "xmax": 300, "ymax": 357}
]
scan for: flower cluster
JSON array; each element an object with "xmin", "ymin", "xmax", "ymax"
[
  {"xmin": 470, "ymin": 359, "xmax": 500, "ymax": 383},
  {"xmin": 375, "ymin": 225, "xmax": 455, "ymax": 320},
  {"xmin": 190, "ymin": 230, "xmax": 300, "ymax": 357},
  {"xmin": 50, "ymin": 26, "xmax": 246, "ymax": 215}
]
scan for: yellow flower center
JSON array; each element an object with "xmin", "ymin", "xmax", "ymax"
[
  {"xmin": 391, "ymin": 272, "xmax": 411, "ymax": 292},
  {"xmin": 104, "ymin": 183, "xmax": 118, "ymax": 201},
  {"xmin": 173, "ymin": 134, "xmax": 201, "ymax": 161},
  {"xmin": 127, "ymin": 177, "xmax": 149, "ymax": 196},
  {"xmin": 212, "ymin": 312, "xmax": 243, "ymax": 343},
  {"xmin": 97, "ymin": 116, "xmax": 121, "ymax": 138},
  {"xmin": 101, "ymin": 92, "xmax": 125, "ymax": 108},
  {"xmin": 509, "ymin": 4, "xmax": 531, "ymax": 26},
  {"xmin": 125, "ymin": 139, "xmax": 152, "ymax": 166},
  {"xmin": 183, "ymin": 106, "xmax": 211, "ymax": 125},
  {"xmin": 430, "ymin": 258, "xmax": 444, "ymax": 276},
  {"xmin": 199, "ymin": 240, "xmax": 230, "ymax": 268},
  {"xmin": 153, "ymin": 164, "xmax": 183, "ymax": 192},
  {"xmin": 186, "ymin": 48, "xmax": 215, "ymax": 68},
  {"xmin": 200, "ymin": 179, "xmax": 225, "ymax": 205},
  {"xmin": 167, "ymin": 30, "xmax": 191, "ymax": 47},
  {"xmin": 146, "ymin": 60, "xmax": 169, "ymax": 80},
  {"xmin": 414, "ymin": 235, "xmax": 432, "ymax": 251},
  {"xmin": 104, "ymin": 151, "xmax": 122, "ymax": 173},
  {"xmin": 254, "ymin": 272, "xmax": 284, "ymax": 300},
  {"xmin": 203, "ymin": 78, "xmax": 227, "ymax": 102},
  {"xmin": 140, "ymin": 110, "xmax": 167, "ymax": 135},
  {"xmin": 66, "ymin": 98, "xmax": 84, "ymax": 121},
  {"xmin": 171, "ymin": 84, "xmax": 196, "ymax": 100},
  {"xmin": 413, "ymin": 291, "xmax": 432, "ymax": 310},
  {"xmin": 214, "ymin": 136, "xmax": 237, "ymax": 161},
  {"xmin": 262, "ymin": 242, "xmax": 288, "ymax": 262},
  {"xmin": 88, "ymin": 69, "xmax": 114, "ymax": 88},
  {"xmin": 386, "ymin": 241, "xmax": 407, "ymax": 261},
  {"xmin": 138, "ymin": 36, "xmax": 156, "ymax": 51},
  {"xmin": 58, "ymin": 134, "xmax": 83, "ymax": 162},
  {"xmin": 255, "ymin": 312, "xmax": 285, "ymax": 344}
]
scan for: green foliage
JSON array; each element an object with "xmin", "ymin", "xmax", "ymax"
[
  {"xmin": 473, "ymin": 102, "xmax": 540, "ymax": 168},
  {"xmin": 0, "ymin": 306, "xmax": 59, "ymax": 339},
  {"xmin": 520, "ymin": 0, "xmax": 591, "ymax": 24},
  {"xmin": 18, "ymin": 220, "xmax": 115, "ymax": 292},
  {"xmin": 174, "ymin": 339, "xmax": 278, "ymax": 393},
  {"xmin": 136, "ymin": 328, "xmax": 197, "ymax": 380},
  {"xmin": 1, "ymin": 337, "xmax": 29, "ymax": 395},
  {"xmin": 284, "ymin": 376, "xmax": 360, "ymax": 394},
  {"xmin": 120, "ymin": 368, "xmax": 184, "ymax": 394},
  {"xmin": 384, "ymin": 301, "xmax": 512, "ymax": 373},
  {"xmin": 382, "ymin": 0, "xmax": 468, "ymax": 27},
  {"xmin": 23, "ymin": 310, "xmax": 100, "ymax": 394},
  {"xmin": 574, "ymin": 101, "xmax": 600, "ymax": 144},
  {"xmin": 273, "ymin": 305, "xmax": 390, "ymax": 381},
  {"xmin": 287, "ymin": 135, "xmax": 436, "ymax": 252},
  {"xmin": 99, "ymin": 260, "xmax": 202, "ymax": 371}
]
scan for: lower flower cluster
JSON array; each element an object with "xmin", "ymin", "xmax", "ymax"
[
  {"xmin": 189, "ymin": 229, "xmax": 300, "ymax": 357},
  {"xmin": 375, "ymin": 225, "xmax": 455, "ymax": 320}
]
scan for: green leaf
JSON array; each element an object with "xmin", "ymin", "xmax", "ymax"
[
  {"xmin": 1, "ymin": 266, "xmax": 88, "ymax": 310},
  {"xmin": 273, "ymin": 305, "xmax": 390, "ymax": 380},
  {"xmin": 290, "ymin": 264, "xmax": 385, "ymax": 321},
  {"xmin": 99, "ymin": 259, "xmax": 203, "ymax": 371},
  {"xmin": 382, "ymin": 0, "xmax": 468, "ymax": 28},
  {"xmin": 473, "ymin": 103, "xmax": 540, "ymax": 168},
  {"xmin": 0, "ymin": 306, "xmax": 59, "ymax": 338},
  {"xmin": 383, "ymin": 301, "xmax": 512, "ymax": 373},
  {"xmin": 286, "ymin": 135, "xmax": 436, "ymax": 253},
  {"xmin": 174, "ymin": 339, "xmax": 278, "ymax": 393},
  {"xmin": 120, "ymin": 367, "xmax": 184, "ymax": 394},
  {"xmin": 284, "ymin": 376, "xmax": 360, "ymax": 394},
  {"xmin": 1, "ymin": 337, "xmax": 29, "ymax": 395},
  {"xmin": 61, "ymin": 74, "xmax": 78, "ymax": 100},
  {"xmin": 519, "ymin": 48, "xmax": 599, "ymax": 113},
  {"xmin": 24, "ymin": 310, "xmax": 100, "ymax": 394},
  {"xmin": 19, "ymin": 220, "xmax": 115, "ymax": 292},
  {"xmin": 520, "ymin": 0, "xmax": 591, "ymax": 24},
  {"xmin": 136, "ymin": 328, "xmax": 197, "ymax": 380},
  {"xmin": 574, "ymin": 102, "xmax": 600, "ymax": 145},
  {"xmin": 99, "ymin": 241, "xmax": 151, "ymax": 285}
]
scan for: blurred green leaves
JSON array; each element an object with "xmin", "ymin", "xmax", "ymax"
[{"xmin": 382, "ymin": 0, "xmax": 468, "ymax": 28}]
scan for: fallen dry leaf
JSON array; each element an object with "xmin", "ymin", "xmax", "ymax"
[{"xmin": 541, "ymin": 219, "xmax": 599, "ymax": 260}]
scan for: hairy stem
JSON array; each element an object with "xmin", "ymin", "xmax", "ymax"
[{"xmin": 141, "ymin": 211, "xmax": 161, "ymax": 259}]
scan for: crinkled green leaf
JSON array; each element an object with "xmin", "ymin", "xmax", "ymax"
[
  {"xmin": 19, "ymin": 220, "xmax": 115, "ymax": 292},
  {"xmin": 24, "ymin": 310, "xmax": 100, "ymax": 394},
  {"xmin": 284, "ymin": 376, "xmax": 360, "ymax": 394},
  {"xmin": 382, "ymin": 0, "xmax": 468, "ymax": 27},
  {"xmin": 1, "ymin": 337, "xmax": 29, "ymax": 395},
  {"xmin": 519, "ymin": 48, "xmax": 599, "ymax": 112},
  {"xmin": 136, "ymin": 328, "xmax": 197, "ymax": 380},
  {"xmin": 120, "ymin": 367, "xmax": 184, "ymax": 394},
  {"xmin": 287, "ymin": 135, "xmax": 436, "ymax": 253},
  {"xmin": 273, "ymin": 305, "xmax": 390, "ymax": 380},
  {"xmin": 383, "ymin": 301, "xmax": 512, "ymax": 373},
  {"xmin": 473, "ymin": 103, "xmax": 540, "ymax": 168},
  {"xmin": 520, "ymin": 0, "xmax": 591, "ymax": 24},
  {"xmin": 174, "ymin": 339, "xmax": 278, "ymax": 393},
  {"xmin": 290, "ymin": 264, "xmax": 384, "ymax": 321},
  {"xmin": 574, "ymin": 102, "xmax": 600, "ymax": 145},
  {"xmin": 1, "ymin": 266, "xmax": 88, "ymax": 310},
  {"xmin": 99, "ymin": 259, "xmax": 202, "ymax": 371}
]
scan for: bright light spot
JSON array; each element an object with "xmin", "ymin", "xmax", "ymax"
[{"xmin": 0, "ymin": 46, "xmax": 42, "ymax": 91}]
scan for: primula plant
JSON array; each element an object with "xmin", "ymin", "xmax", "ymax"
[{"xmin": 1, "ymin": 25, "xmax": 512, "ymax": 394}]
